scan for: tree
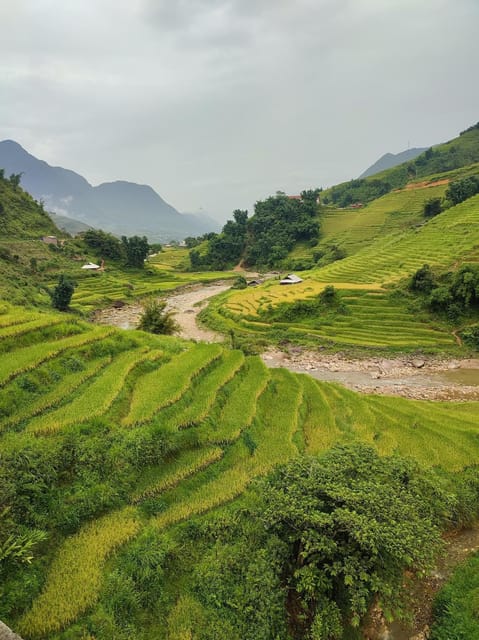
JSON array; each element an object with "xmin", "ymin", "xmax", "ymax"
[
  {"xmin": 8, "ymin": 173, "xmax": 23, "ymax": 190},
  {"xmin": 445, "ymin": 176, "xmax": 479, "ymax": 206},
  {"xmin": 121, "ymin": 235, "xmax": 149, "ymax": 268},
  {"xmin": 83, "ymin": 229, "xmax": 124, "ymax": 260},
  {"xmin": 423, "ymin": 197, "xmax": 442, "ymax": 218},
  {"xmin": 258, "ymin": 444, "xmax": 445, "ymax": 637},
  {"xmin": 409, "ymin": 264, "xmax": 435, "ymax": 294},
  {"xmin": 138, "ymin": 299, "xmax": 178, "ymax": 335},
  {"xmin": 51, "ymin": 275, "xmax": 76, "ymax": 311}
]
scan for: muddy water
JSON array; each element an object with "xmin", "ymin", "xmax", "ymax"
[{"xmin": 438, "ymin": 368, "xmax": 479, "ymax": 386}]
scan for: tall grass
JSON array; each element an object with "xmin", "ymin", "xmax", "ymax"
[
  {"xmin": 131, "ymin": 446, "xmax": 224, "ymax": 503},
  {"xmin": 0, "ymin": 326, "xmax": 114, "ymax": 386},
  {"xmin": 199, "ymin": 356, "xmax": 270, "ymax": 444},
  {"xmin": 0, "ymin": 356, "xmax": 110, "ymax": 432},
  {"xmin": 152, "ymin": 369, "xmax": 302, "ymax": 530},
  {"xmin": 168, "ymin": 350, "xmax": 245, "ymax": 430}
]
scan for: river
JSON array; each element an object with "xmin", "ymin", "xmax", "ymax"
[{"xmin": 93, "ymin": 281, "xmax": 479, "ymax": 402}]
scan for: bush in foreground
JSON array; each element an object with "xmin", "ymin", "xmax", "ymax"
[{"xmin": 138, "ymin": 299, "xmax": 179, "ymax": 335}]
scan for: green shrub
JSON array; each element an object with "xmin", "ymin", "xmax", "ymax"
[
  {"xmin": 424, "ymin": 197, "xmax": 443, "ymax": 218},
  {"xmin": 138, "ymin": 299, "xmax": 179, "ymax": 335},
  {"xmin": 51, "ymin": 274, "xmax": 76, "ymax": 311},
  {"xmin": 460, "ymin": 324, "xmax": 479, "ymax": 349}
]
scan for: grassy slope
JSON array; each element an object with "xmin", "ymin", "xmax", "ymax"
[
  {"xmin": 320, "ymin": 124, "xmax": 479, "ymax": 202},
  {"xmin": 0, "ymin": 304, "xmax": 475, "ymax": 638}
]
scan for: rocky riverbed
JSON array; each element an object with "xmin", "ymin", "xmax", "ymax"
[
  {"xmin": 261, "ymin": 349, "xmax": 479, "ymax": 401},
  {"xmin": 92, "ymin": 283, "xmax": 479, "ymax": 402}
]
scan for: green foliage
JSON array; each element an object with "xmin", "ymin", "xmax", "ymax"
[
  {"xmin": 83, "ymin": 229, "xmax": 124, "ymax": 260},
  {"xmin": 121, "ymin": 235, "xmax": 149, "ymax": 268},
  {"xmin": 0, "ymin": 170, "xmax": 59, "ymax": 239},
  {"xmin": 460, "ymin": 323, "xmax": 479, "ymax": 349},
  {"xmin": 0, "ymin": 508, "xmax": 47, "ymax": 570},
  {"xmin": 138, "ymin": 299, "xmax": 179, "ymax": 335},
  {"xmin": 409, "ymin": 264, "xmax": 436, "ymax": 294},
  {"xmin": 245, "ymin": 191, "xmax": 320, "ymax": 268},
  {"xmin": 258, "ymin": 444, "xmax": 450, "ymax": 637},
  {"xmin": 318, "ymin": 284, "xmax": 339, "ymax": 304},
  {"xmin": 51, "ymin": 274, "xmax": 76, "ymax": 311},
  {"xmin": 232, "ymin": 275, "xmax": 247, "ymax": 289},
  {"xmin": 188, "ymin": 209, "xmax": 248, "ymax": 270},
  {"xmin": 412, "ymin": 264, "xmax": 479, "ymax": 321},
  {"xmin": 445, "ymin": 175, "xmax": 479, "ymax": 206},
  {"xmin": 326, "ymin": 178, "xmax": 392, "ymax": 208},
  {"xmin": 260, "ymin": 286, "xmax": 345, "ymax": 323},
  {"xmin": 190, "ymin": 193, "xmax": 321, "ymax": 270},
  {"xmin": 423, "ymin": 197, "xmax": 443, "ymax": 218},
  {"xmin": 431, "ymin": 552, "xmax": 479, "ymax": 639},
  {"xmin": 322, "ymin": 124, "xmax": 479, "ymax": 208}
]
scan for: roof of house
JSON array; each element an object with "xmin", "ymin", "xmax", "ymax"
[
  {"xmin": 81, "ymin": 262, "xmax": 100, "ymax": 270},
  {"xmin": 280, "ymin": 273, "xmax": 303, "ymax": 284}
]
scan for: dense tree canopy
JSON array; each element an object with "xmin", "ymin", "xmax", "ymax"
[
  {"xmin": 244, "ymin": 191, "xmax": 320, "ymax": 267},
  {"xmin": 121, "ymin": 235, "xmax": 149, "ymax": 268},
  {"xmin": 83, "ymin": 229, "xmax": 124, "ymax": 260},
  {"xmin": 50, "ymin": 274, "xmax": 76, "ymax": 311},
  {"xmin": 187, "ymin": 190, "xmax": 321, "ymax": 270}
]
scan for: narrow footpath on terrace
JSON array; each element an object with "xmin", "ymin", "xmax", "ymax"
[{"xmin": 93, "ymin": 281, "xmax": 479, "ymax": 401}]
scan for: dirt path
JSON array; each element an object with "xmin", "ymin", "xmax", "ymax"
[
  {"xmin": 164, "ymin": 282, "xmax": 231, "ymax": 342},
  {"xmin": 367, "ymin": 524, "xmax": 479, "ymax": 640},
  {"xmin": 93, "ymin": 282, "xmax": 230, "ymax": 342}
]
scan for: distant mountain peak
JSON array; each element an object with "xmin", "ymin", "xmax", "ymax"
[
  {"xmin": 0, "ymin": 140, "xmax": 217, "ymax": 241},
  {"xmin": 359, "ymin": 147, "xmax": 428, "ymax": 179}
]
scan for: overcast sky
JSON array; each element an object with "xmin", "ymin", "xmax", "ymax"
[{"xmin": 1, "ymin": 0, "xmax": 478, "ymax": 221}]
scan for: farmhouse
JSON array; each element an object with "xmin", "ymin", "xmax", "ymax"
[
  {"xmin": 81, "ymin": 262, "xmax": 100, "ymax": 270},
  {"xmin": 280, "ymin": 274, "xmax": 303, "ymax": 285},
  {"xmin": 41, "ymin": 235, "xmax": 58, "ymax": 245}
]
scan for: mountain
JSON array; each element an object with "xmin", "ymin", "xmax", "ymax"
[
  {"xmin": 0, "ymin": 140, "xmax": 217, "ymax": 241},
  {"xmin": 359, "ymin": 147, "xmax": 427, "ymax": 178},
  {"xmin": 47, "ymin": 211, "xmax": 92, "ymax": 235}
]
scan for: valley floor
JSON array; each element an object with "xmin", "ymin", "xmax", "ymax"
[{"xmin": 92, "ymin": 282, "xmax": 479, "ymax": 401}]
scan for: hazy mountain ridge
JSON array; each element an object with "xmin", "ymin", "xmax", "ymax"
[
  {"xmin": 0, "ymin": 140, "xmax": 218, "ymax": 241},
  {"xmin": 359, "ymin": 147, "xmax": 428, "ymax": 178}
]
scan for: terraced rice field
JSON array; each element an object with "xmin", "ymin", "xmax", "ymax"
[
  {"xmin": 215, "ymin": 285, "xmax": 454, "ymax": 349},
  {"xmin": 321, "ymin": 183, "xmax": 447, "ymax": 254},
  {"xmin": 313, "ymin": 194, "xmax": 479, "ymax": 285},
  {"xmin": 71, "ymin": 267, "xmax": 236, "ymax": 312},
  {"xmin": 211, "ymin": 194, "xmax": 479, "ymax": 350},
  {"xmin": 0, "ymin": 302, "xmax": 477, "ymax": 638}
]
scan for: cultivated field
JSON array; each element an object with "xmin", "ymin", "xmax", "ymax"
[
  {"xmin": 210, "ymin": 193, "xmax": 479, "ymax": 350},
  {"xmin": 0, "ymin": 302, "xmax": 477, "ymax": 637}
]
